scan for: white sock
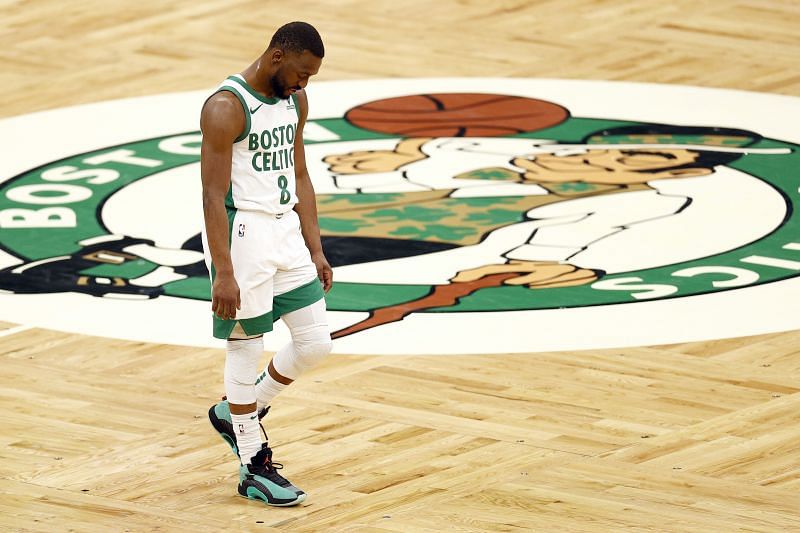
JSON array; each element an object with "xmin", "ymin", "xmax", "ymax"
[
  {"xmin": 230, "ymin": 411, "xmax": 262, "ymax": 465},
  {"xmin": 255, "ymin": 362, "xmax": 288, "ymax": 411}
]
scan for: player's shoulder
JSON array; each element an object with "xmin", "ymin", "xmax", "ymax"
[
  {"xmin": 204, "ymin": 90, "xmax": 242, "ymax": 114},
  {"xmin": 202, "ymin": 90, "xmax": 245, "ymax": 123},
  {"xmin": 200, "ymin": 90, "xmax": 245, "ymax": 137}
]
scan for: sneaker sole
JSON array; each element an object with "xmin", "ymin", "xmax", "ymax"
[
  {"xmin": 208, "ymin": 404, "xmax": 239, "ymax": 456},
  {"xmin": 212, "ymin": 403, "xmax": 307, "ymax": 500},
  {"xmin": 237, "ymin": 485, "xmax": 307, "ymax": 506}
]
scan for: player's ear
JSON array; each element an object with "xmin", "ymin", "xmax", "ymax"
[
  {"xmin": 270, "ymin": 48, "xmax": 284, "ymax": 64},
  {"xmin": 663, "ymin": 167, "xmax": 713, "ymax": 178}
]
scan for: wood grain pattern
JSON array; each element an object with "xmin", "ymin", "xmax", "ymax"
[{"xmin": 1, "ymin": 0, "xmax": 799, "ymax": 530}]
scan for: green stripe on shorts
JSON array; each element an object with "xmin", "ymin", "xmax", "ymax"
[
  {"xmin": 213, "ymin": 309, "xmax": 274, "ymax": 339},
  {"xmin": 211, "ymin": 278, "xmax": 322, "ymax": 339},
  {"xmin": 273, "ymin": 278, "xmax": 325, "ymax": 319}
]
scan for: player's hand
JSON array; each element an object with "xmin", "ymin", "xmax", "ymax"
[
  {"xmin": 211, "ymin": 272, "xmax": 240, "ymax": 320},
  {"xmin": 312, "ymin": 251, "xmax": 333, "ymax": 292},
  {"xmin": 451, "ymin": 260, "xmax": 600, "ymax": 289}
]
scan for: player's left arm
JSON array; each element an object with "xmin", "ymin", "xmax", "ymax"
[{"xmin": 293, "ymin": 90, "xmax": 332, "ymax": 292}]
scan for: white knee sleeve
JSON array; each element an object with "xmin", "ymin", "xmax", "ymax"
[
  {"xmin": 224, "ymin": 336, "xmax": 264, "ymax": 404},
  {"xmin": 272, "ymin": 299, "xmax": 332, "ymax": 380},
  {"xmin": 296, "ymin": 332, "xmax": 333, "ymax": 371}
]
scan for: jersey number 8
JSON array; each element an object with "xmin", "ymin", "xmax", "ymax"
[{"xmin": 277, "ymin": 175, "xmax": 291, "ymax": 205}]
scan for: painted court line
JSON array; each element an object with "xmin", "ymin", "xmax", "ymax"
[{"xmin": 0, "ymin": 324, "xmax": 34, "ymax": 338}]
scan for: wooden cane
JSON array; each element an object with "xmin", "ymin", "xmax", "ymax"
[{"xmin": 331, "ymin": 272, "xmax": 519, "ymax": 339}]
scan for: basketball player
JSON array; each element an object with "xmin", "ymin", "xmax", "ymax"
[{"xmin": 200, "ymin": 22, "xmax": 332, "ymax": 506}]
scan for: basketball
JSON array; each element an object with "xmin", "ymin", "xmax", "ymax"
[{"xmin": 345, "ymin": 93, "xmax": 569, "ymax": 137}]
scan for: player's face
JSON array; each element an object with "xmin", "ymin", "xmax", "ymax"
[
  {"xmin": 271, "ymin": 50, "xmax": 322, "ymax": 100},
  {"xmin": 518, "ymin": 148, "xmax": 708, "ymax": 184}
]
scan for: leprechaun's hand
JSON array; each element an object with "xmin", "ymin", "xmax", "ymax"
[
  {"xmin": 324, "ymin": 137, "xmax": 431, "ymax": 174},
  {"xmin": 450, "ymin": 260, "xmax": 600, "ymax": 289}
]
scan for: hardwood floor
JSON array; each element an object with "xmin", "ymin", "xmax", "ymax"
[{"xmin": 1, "ymin": 1, "xmax": 798, "ymax": 530}]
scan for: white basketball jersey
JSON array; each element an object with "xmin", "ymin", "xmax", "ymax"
[{"xmin": 212, "ymin": 74, "xmax": 300, "ymax": 214}]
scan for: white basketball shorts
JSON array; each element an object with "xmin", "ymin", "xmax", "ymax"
[{"xmin": 202, "ymin": 208, "xmax": 324, "ymax": 339}]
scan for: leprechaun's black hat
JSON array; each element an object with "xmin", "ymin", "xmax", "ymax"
[
  {"xmin": 582, "ymin": 124, "xmax": 761, "ymax": 148},
  {"xmin": 580, "ymin": 124, "xmax": 763, "ymax": 171}
]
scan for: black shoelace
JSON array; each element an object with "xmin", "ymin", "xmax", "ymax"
[
  {"xmin": 253, "ymin": 447, "xmax": 291, "ymax": 487},
  {"xmin": 254, "ymin": 408, "xmax": 292, "ymax": 487}
]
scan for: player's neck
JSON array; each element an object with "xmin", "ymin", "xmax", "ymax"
[{"xmin": 240, "ymin": 58, "xmax": 277, "ymax": 99}]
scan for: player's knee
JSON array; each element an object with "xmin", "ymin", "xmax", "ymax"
[
  {"xmin": 225, "ymin": 366, "xmax": 254, "ymax": 387},
  {"xmin": 224, "ymin": 366, "xmax": 257, "ymax": 403},
  {"xmin": 294, "ymin": 334, "xmax": 332, "ymax": 371},
  {"xmin": 224, "ymin": 337, "xmax": 263, "ymax": 403}
]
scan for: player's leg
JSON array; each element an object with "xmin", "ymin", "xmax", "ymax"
[
  {"xmin": 255, "ymin": 297, "xmax": 332, "ymax": 409},
  {"xmin": 230, "ymin": 294, "xmax": 330, "ymax": 503},
  {"xmin": 239, "ymin": 217, "xmax": 331, "ymax": 502},
  {"xmin": 204, "ymin": 211, "xmax": 304, "ymax": 506},
  {"xmin": 255, "ymin": 209, "xmax": 332, "ymax": 406},
  {"xmin": 207, "ymin": 324, "xmax": 271, "ymax": 458},
  {"xmin": 224, "ymin": 329, "xmax": 305, "ymax": 506},
  {"xmin": 205, "ymin": 208, "xmax": 271, "ymax": 465},
  {"xmin": 206, "ymin": 213, "xmax": 274, "ymax": 461},
  {"xmin": 223, "ymin": 330, "xmax": 264, "ymax": 466},
  {"xmin": 208, "ymin": 326, "xmax": 305, "ymax": 505}
]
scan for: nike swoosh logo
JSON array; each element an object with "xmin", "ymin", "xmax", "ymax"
[
  {"xmin": 250, "ymin": 415, "xmax": 257, "ymax": 420},
  {"xmin": 250, "ymin": 104, "xmax": 263, "ymax": 114}
]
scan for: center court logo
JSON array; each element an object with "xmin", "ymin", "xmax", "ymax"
[{"xmin": 0, "ymin": 79, "xmax": 798, "ymax": 354}]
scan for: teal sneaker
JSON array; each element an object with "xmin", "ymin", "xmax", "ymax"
[
  {"xmin": 208, "ymin": 400, "xmax": 306, "ymax": 499},
  {"xmin": 208, "ymin": 399, "xmax": 269, "ymax": 457},
  {"xmin": 238, "ymin": 444, "xmax": 306, "ymax": 506}
]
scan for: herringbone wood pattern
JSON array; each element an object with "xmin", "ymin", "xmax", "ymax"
[{"xmin": 1, "ymin": 1, "xmax": 799, "ymax": 531}]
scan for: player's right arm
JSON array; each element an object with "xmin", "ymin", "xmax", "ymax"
[{"xmin": 200, "ymin": 92, "xmax": 243, "ymax": 321}]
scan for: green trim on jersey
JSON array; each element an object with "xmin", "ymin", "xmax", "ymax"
[
  {"xmin": 227, "ymin": 75, "xmax": 280, "ymax": 105},
  {"xmin": 224, "ymin": 183, "xmax": 234, "ymax": 210},
  {"xmin": 214, "ymin": 87, "xmax": 251, "ymax": 143},
  {"xmin": 274, "ymin": 278, "xmax": 325, "ymax": 318}
]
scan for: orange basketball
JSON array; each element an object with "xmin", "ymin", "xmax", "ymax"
[{"xmin": 345, "ymin": 93, "xmax": 569, "ymax": 137}]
